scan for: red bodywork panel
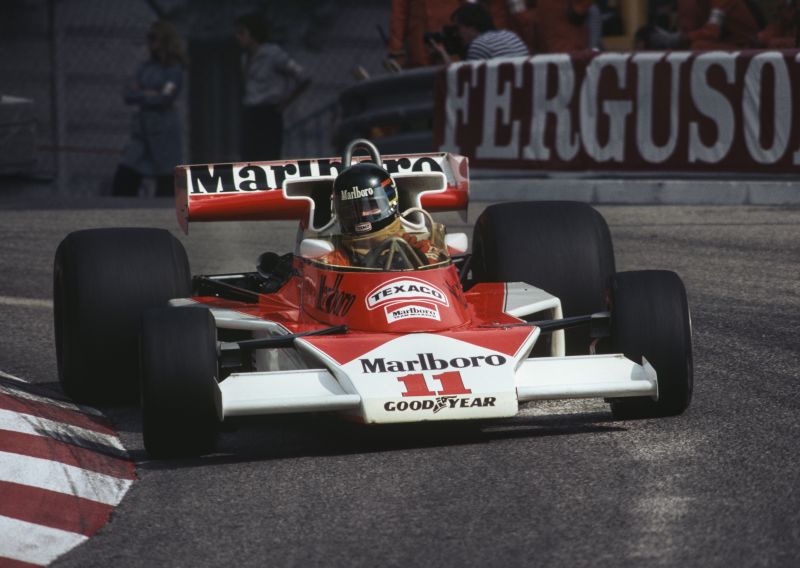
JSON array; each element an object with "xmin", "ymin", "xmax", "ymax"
[{"xmin": 194, "ymin": 262, "xmax": 528, "ymax": 365}]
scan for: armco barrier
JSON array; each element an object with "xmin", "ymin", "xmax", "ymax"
[{"xmin": 335, "ymin": 67, "xmax": 438, "ymax": 154}]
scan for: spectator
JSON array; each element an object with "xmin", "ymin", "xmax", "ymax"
[
  {"xmin": 478, "ymin": 0, "xmax": 537, "ymax": 52},
  {"xmin": 535, "ymin": 0, "xmax": 594, "ymax": 53},
  {"xmin": 235, "ymin": 13, "xmax": 311, "ymax": 162},
  {"xmin": 450, "ymin": 2, "xmax": 529, "ymax": 60},
  {"xmin": 648, "ymin": 0, "xmax": 678, "ymax": 30},
  {"xmin": 387, "ymin": 0, "xmax": 461, "ymax": 68},
  {"xmin": 636, "ymin": 0, "xmax": 762, "ymax": 49},
  {"xmin": 112, "ymin": 20, "xmax": 186, "ymax": 197},
  {"xmin": 586, "ymin": 2, "xmax": 605, "ymax": 49},
  {"xmin": 679, "ymin": 0, "xmax": 761, "ymax": 49},
  {"xmin": 756, "ymin": 0, "xmax": 798, "ymax": 48}
]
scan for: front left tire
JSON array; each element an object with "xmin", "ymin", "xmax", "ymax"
[
  {"xmin": 140, "ymin": 306, "xmax": 219, "ymax": 458},
  {"xmin": 53, "ymin": 228, "xmax": 191, "ymax": 403},
  {"xmin": 471, "ymin": 201, "xmax": 616, "ymax": 355}
]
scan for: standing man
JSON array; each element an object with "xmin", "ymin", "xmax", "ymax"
[
  {"xmin": 235, "ymin": 13, "xmax": 311, "ymax": 162},
  {"xmin": 480, "ymin": 0, "xmax": 537, "ymax": 52},
  {"xmin": 450, "ymin": 2, "xmax": 529, "ymax": 60}
]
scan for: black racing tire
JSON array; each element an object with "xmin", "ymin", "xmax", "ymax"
[
  {"xmin": 608, "ymin": 270, "xmax": 693, "ymax": 419},
  {"xmin": 140, "ymin": 306, "xmax": 219, "ymax": 458},
  {"xmin": 471, "ymin": 201, "xmax": 616, "ymax": 355},
  {"xmin": 53, "ymin": 228, "xmax": 191, "ymax": 404}
]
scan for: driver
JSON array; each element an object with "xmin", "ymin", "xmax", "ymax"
[{"xmin": 319, "ymin": 161, "xmax": 446, "ymax": 269}]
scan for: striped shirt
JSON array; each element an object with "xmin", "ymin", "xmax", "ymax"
[{"xmin": 466, "ymin": 29, "xmax": 529, "ymax": 60}]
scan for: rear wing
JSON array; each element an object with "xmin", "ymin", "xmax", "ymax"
[{"xmin": 174, "ymin": 152, "xmax": 469, "ymax": 234}]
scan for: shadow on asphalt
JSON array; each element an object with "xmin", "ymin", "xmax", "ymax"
[
  {"xmin": 131, "ymin": 410, "xmax": 627, "ymax": 470},
  {"xmin": 1, "ymin": 377, "xmax": 69, "ymax": 401},
  {"xmin": 25, "ymin": 378, "xmax": 628, "ymax": 469}
]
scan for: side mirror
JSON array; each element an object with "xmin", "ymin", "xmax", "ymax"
[
  {"xmin": 257, "ymin": 252, "xmax": 281, "ymax": 279},
  {"xmin": 444, "ymin": 232, "xmax": 468, "ymax": 254},
  {"xmin": 299, "ymin": 238, "xmax": 335, "ymax": 260}
]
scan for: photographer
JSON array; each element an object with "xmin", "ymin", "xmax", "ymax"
[
  {"xmin": 434, "ymin": 2, "xmax": 529, "ymax": 62},
  {"xmin": 387, "ymin": 0, "xmax": 461, "ymax": 68}
]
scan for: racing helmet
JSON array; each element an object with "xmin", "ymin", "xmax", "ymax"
[{"xmin": 333, "ymin": 140, "xmax": 398, "ymax": 236}]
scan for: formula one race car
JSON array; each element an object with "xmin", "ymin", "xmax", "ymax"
[{"xmin": 53, "ymin": 140, "xmax": 693, "ymax": 457}]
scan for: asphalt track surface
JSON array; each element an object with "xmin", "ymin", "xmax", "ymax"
[{"xmin": 0, "ymin": 196, "xmax": 798, "ymax": 567}]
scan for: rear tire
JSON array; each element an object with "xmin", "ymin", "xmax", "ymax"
[
  {"xmin": 608, "ymin": 270, "xmax": 693, "ymax": 419},
  {"xmin": 141, "ymin": 307, "xmax": 219, "ymax": 458},
  {"xmin": 53, "ymin": 228, "xmax": 191, "ymax": 403},
  {"xmin": 471, "ymin": 201, "xmax": 615, "ymax": 354}
]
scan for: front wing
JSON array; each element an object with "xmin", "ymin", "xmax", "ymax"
[{"xmin": 213, "ymin": 330, "xmax": 658, "ymax": 423}]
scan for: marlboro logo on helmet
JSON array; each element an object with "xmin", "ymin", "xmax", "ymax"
[{"xmin": 341, "ymin": 186, "xmax": 375, "ymax": 200}]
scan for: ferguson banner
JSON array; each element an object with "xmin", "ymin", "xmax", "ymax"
[{"xmin": 434, "ymin": 50, "xmax": 800, "ymax": 172}]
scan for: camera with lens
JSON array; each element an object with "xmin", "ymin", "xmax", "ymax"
[{"xmin": 423, "ymin": 24, "xmax": 462, "ymax": 55}]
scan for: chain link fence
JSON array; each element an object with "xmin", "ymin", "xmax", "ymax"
[{"xmin": 0, "ymin": 0, "xmax": 391, "ymax": 195}]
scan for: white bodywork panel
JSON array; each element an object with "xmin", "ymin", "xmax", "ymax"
[
  {"xmin": 296, "ymin": 332, "xmax": 536, "ymax": 424},
  {"xmin": 444, "ymin": 232, "xmax": 468, "ymax": 253},
  {"xmin": 516, "ymin": 355, "xmax": 658, "ymax": 401},
  {"xmin": 502, "ymin": 283, "xmax": 565, "ymax": 357},
  {"xmin": 215, "ymin": 369, "xmax": 360, "ymax": 418},
  {"xmin": 283, "ymin": 169, "xmax": 456, "ymax": 233},
  {"xmin": 169, "ymin": 297, "xmax": 285, "ymax": 332},
  {"xmin": 299, "ymin": 238, "xmax": 335, "ymax": 259}
]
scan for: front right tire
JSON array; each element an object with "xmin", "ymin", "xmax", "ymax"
[{"xmin": 608, "ymin": 270, "xmax": 693, "ymax": 419}]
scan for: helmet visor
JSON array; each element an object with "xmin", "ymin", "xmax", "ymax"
[{"xmin": 337, "ymin": 192, "xmax": 397, "ymax": 234}]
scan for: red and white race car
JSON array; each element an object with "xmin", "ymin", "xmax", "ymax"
[{"xmin": 53, "ymin": 141, "xmax": 693, "ymax": 457}]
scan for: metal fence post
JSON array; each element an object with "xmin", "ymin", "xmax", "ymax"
[{"xmin": 48, "ymin": 0, "xmax": 67, "ymax": 194}]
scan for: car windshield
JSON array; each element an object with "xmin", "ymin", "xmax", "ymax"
[{"xmin": 308, "ymin": 213, "xmax": 451, "ymax": 272}]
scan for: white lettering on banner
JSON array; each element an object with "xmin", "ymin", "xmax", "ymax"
[
  {"xmin": 442, "ymin": 63, "xmax": 477, "ymax": 153},
  {"xmin": 476, "ymin": 59, "xmax": 524, "ymax": 159},
  {"xmin": 524, "ymin": 54, "xmax": 579, "ymax": 161},
  {"xmin": 579, "ymin": 53, "xmax": 633, "ymax": 162},
  {"xmin": 688, "ymin": 51, "xmax": 737, "ymax": 164},
  {"xmin": 440, "ymin": 51, "xmax": 800, "ymax": 170},
  {"xmin": 635, "ymin": 52, "xmax": 691, "ymax": 164},
  {"xmin": 743, "ymin": 52, "xmax": 791, "ymax": 165}
]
